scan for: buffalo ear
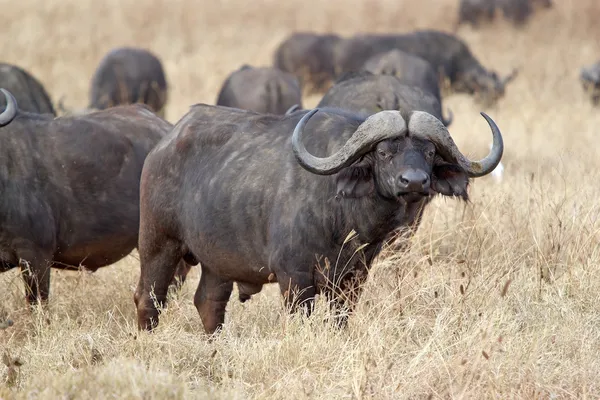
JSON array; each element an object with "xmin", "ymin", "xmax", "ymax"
[
  {"xmin": 335, "ymin": 164, "xmax": 374, "ymax": 198},
  {"xmin": 431, "ymin": 163, "xmax": 469, "ymax": 200}
]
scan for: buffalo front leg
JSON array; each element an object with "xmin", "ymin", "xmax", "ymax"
[
  {"xmin": 278, "ymin": 271, "xmax": 317, "ymax": 318},
  {"xmin": 324, "ymin": 270, "xmax": 369, "ymax": 328},
  {"xmin": 18, "ymin": 250, "xmax": 52, "ymax": 305},
  {"xmin": 194, "ymin": 267, "xmax": 233, "ymax": 335},
  {"xmin": 135, "ymin": 239, "xmax": 181, "ymax": 331}
]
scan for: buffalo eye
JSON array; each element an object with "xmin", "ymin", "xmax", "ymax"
[
  {"xmin": 377, "ymin": 149, "xmax": 388, "ymax": 157},
  {"xmin": 427, "ymin": 149, "xmax": 435, "ymax": 158}
]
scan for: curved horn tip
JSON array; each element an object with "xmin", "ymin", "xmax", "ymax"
[
  {"xmin": 0, "ymin": 88, "xmax": 14, "ymax": 100},
  {"xmin": 475, "ymin": 111, "xmax": 504, "ymax": 176},
  {"xmin": 443, "ymin": 108, "xmax": 454, "ymax": 127},
  {"xmin": 304, "ymin": 108, "xmax": 319, "ymax": 119},
  {"xmin": 0, "ymin": 88, "xmax": 18, "ymax": 126},
  {"xmin": 285, "ymin": 104, "xmax": 301, "ymax": 115},
  {"xmin": 480, "ymin": 111, "xmax": 498, "ymax": 124}
]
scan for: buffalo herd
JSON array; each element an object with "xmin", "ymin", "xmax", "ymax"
[{"xmin": 0, "ymin": 2, "xmax": 597, "ymax": 335}]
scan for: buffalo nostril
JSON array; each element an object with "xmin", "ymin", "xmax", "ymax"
[{"xmin": 397, "ymin": 169, "xmax": 430, "ymax": 191}]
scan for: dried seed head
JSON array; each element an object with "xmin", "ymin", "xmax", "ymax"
[{"xmin": 501, "ymin": 279, "xmax": 512, "ymax": 297}]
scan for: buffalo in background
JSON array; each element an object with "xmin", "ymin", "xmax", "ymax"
[
  {"xmin": 216, "ymin": 65, "xmax": 303, "ymax": 115},
  {"xmin": 0, "ymin": 89, "xmax": 185, "ymax": 304},
  {"xmin": 363, "ymin": 49, "xmax": 443, "ymax": 101},
  {"xmin": 580, "ymin": 60, "xmax": 600, "ymax": 106},
  {"xmin": 0, "ymin": 63, "xmax": 56, "ymax": 115},
  {"xmin": 334, "ymin": 30, "xmax": 518, "ymax": 105},
  {"xmin": 89, "ymin": 47, "xmax": 168, "ymax": 117},
  {"xmin": 274, "ymin": 32, "xmax": 342, "ymax": 94},
  {"xmin": 318, "ymin": 71, "xmax": 453, "ymax": 127},
  {"xmin": 457, "ymin": 0, "xmax": 553, "ymax": 27}
]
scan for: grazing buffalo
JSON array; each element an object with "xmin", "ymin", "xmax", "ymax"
[
  {"xmin": 457, "ymin": 0, "xmax": 552, "ymax": 27},
  {"xmin": 0, "ymin": 63, "xmax": 55, "ymax": 115},
  {"xmin": 363, "ymin": 49, "xmax": 444, "ymax": 103},
  {"xmin": 317, "ymin": 71, "xmax": 453, "ymax": 127},
  {"xmin": 273, "ymin": 32, "xmax": 342, "ymax": 93},
  {"xmin": 497, "ymin": 0, "xmax": 552, "ymax": 26},
  {"xmin": 89, "ymin": 47, "xmax": 168, "ymax": 116},
  {"xmin": 134, "ymin": 102, "xmax": 503, "ymax": 334},
  {"xmin": 580, "ymin": 60, "xmax": 600, "ymax": 105},
  {"xmin": 334, "ymin": 30, "xmax": 517, "ymax": 104},
  {"xmin": 457, "ymin": 0, "xmax": 496, "ymax": 27},
  {"xmin": 216, "ymin": 65, "xmax": 303, "ymax": 115},
  {"xmin": 0, "ymin": 89, "xmax": 186, "ymax": 304}
]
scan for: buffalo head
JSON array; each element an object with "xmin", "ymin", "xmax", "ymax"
[
  {"xmin": 293, "ymin": 108, "xmax": 503, "ymax": 202},
  {"xmin": 454, "ymin": 65, "xmax": 518, "ymax": 105}
]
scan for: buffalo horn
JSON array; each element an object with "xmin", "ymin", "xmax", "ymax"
[
  {"xmin": 292, "ymin": 109, "xmax": 408, "ymax": 175},
  {"xmin": 0, "ymin": 88, "xmax": 18, "ymax": 126},
  {"xmin": 408, "ymin": 111, "xmax": 503, "ymax": 177}
]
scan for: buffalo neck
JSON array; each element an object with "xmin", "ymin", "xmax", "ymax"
[{"xmin": 333, "ymin": 190, "xmax": 428, "ymax": 247}]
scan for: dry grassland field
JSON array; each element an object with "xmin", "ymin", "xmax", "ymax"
[{"xmin": 2, "ymin": 0, "xmax": 600, "ymax": 398}]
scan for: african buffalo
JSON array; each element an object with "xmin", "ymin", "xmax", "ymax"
[
  {"xmin": 216, "ymin": 65, "xmax": 303, "ymax": 115},
  {"xmin": 273, "ymin": 32, "xmax": 342, "ymax": 93},
  {"xmin": 0, "ymin": 89, "xmax": 186, "ymax": 304},
  {"xmin": 497, "ymin": 0, "xmax": 552, "ymax": 26},
  {"xmin": 134, "ymin": 102, "xmax": 503, "ymax": 334},
  {"xmin": 457, "ymin": 0, "xmax": 552, "ymax": 27},
  {"xmin": 457, "ymin": 0, "xmax": 496, "ymax": 27},
  {"xmin": 580, "ymin": 60, "xmax": 600, "ymax": 105},
  {"xmin": 317, "ymin": 71, "xmax": 453, "ymax": 127},
  {"xmin": 363, "ymin": 50, "xmax": 445, "ymax": 103},
  {"xmin": 0, "ymin": 63, "xmax": 55, "ymax": 115},
  {"xmin": 89, "ymin": 47, "xmax": 168, "ymax": 117},
  {"xmin": 334, "ymin": 30, "xmax": 517, "ymax": 104}
]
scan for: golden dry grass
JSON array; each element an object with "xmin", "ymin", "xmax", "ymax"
[{"xmin": 2, "ymin": 0, "xmax": 600, "ymax": 398}]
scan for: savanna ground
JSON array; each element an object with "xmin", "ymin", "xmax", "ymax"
[{"xmin": 1, "ymin": 0, "xmax": 600, "ymax": 398}]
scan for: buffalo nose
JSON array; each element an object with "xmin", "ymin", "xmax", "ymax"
[{"xmin": 397, "ymin": 169, "xmax": 430, "ymax": 192}]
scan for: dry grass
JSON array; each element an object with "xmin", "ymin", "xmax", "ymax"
[{"xmin": 2, "ymin": 0, "xmax": 600, "ymax": 398}]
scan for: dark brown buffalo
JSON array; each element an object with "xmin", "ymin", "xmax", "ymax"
[
  {"xmin": 363, "ymin": 50, "xmax": 441, "ymax": 96},
  {"xmin": 273, "ymin": 32, "xmax": 342, "ymax": 93},
  {"xmin": 317, "ymin": 71, "xmax": 453, "ymax": 127},
  {"xmin": 457, "ymin": 0, "xmax": 552, "ymax": 27},
  {"xmin": 497, "ymin": 0, "xmax": 552, "ymax": 26},
  {"xmin": 0, "ymin": 89, "xmax": 185, "ymax": 304},
  {"xmin": 334, "ymin": 30, "xmax": 517, "ymax": 104},
  {"xmin": 134, "ymin": 101, "xmax": 503, "ymax": 334},
  {"xmin": 362, "ymin": 50, "xmax": 451, "ymax": 121},
  {"xmin": 457, "ymin": 0, "xmax": 496, "ymax": 27},
  {"xmin": 216, "ymin": 65, "xmax": 303, "ymax": 115},
  {"xmin": 580, "ymin": 60, "xmax": 600, "ymax": 105},
  {"xmin": 89, "ymin": 47, "xmax": 168, "ymax": 116},
  {"xmin": 0, "ymin": 63, "xmax": 55, "ymax": 115}
]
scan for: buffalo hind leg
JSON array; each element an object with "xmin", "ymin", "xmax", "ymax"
[
  {"xmin": 135, "ymin": 239, "xmax": 181, "ymax": 331},
  {"xmin": 136, "ymin": 245, "xmax": 193, "ymax": 292},
  {"xmin": 194, "ymin": 267, "xmax": 233, "ymax": 335}
]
